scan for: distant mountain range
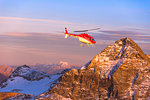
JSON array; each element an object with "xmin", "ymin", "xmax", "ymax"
[
  {"xmin": 30, "ymin": 61, "xmax": 80, "ymax": 74},
  {"xmin": 10, "ymin": 61, "xmax": 80, "ymax": 74},
  {"xmin": 0, "ymin": 61, "xmax": 77, "ymax": 84},
  {"xmin": 0, "ymin": 37, "xmax": 149, "ymax": 100},
  {"xmin": 0, "ymin": 65, "xmax": 62, "ymax": 97}
]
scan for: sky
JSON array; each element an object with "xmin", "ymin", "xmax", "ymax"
[{"xmin": 0, "ymin": 0, "xmax": 150, "ymax": 66}]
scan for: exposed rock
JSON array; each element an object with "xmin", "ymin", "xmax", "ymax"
[
  {"xmin": 0, "ymin": 92, "xmax": 20, "ymax": 100},
  {"xmin": 41, "ymin": 37, "xmax": 150, "ymax": 100},
  {"xmin": 60, "ymin": 69, "xmax": 71, "ymax": 74},
  {"xmin": 0, "ymin": 74, "xmax": 7, "ymax": 83},
  {"xmin": 0, "ymin": 65, "xmax": 14, "ymax": 83},
  {"xmin": 0, "ymin": 65, "xmax": 62, "ymax": 97},
  {"xmin": 2, "ymin": 93, "xmax": 33, "ymax": 100},
  {"xmin": 0, "ymin": 65, "xmax": 14, "ymax": 77},
  {"xmin": 0, "ymin": 37, "xmax": 149, "ymax": 100},
  {"xmin": 9, "ymin": 65, "xmax": 50, "ymax": 81}
]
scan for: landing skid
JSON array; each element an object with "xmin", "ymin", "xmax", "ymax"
[{"xmin": 80, "ymin": 44, "xmax": 95, "ymax": 47}]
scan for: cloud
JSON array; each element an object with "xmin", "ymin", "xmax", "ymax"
[
  {"xmin": 0, "ymin": 16, "xmax": 102, "ymax": 33},
  {"xmin": 0, "ymin": 16, "xmax": 149, "ymax": 65},
  {"xmin": 0, "ymin": 16, "xmax": 71, "ymax": 24},
  {"xmin": 4, "ymin": 32, "xmax": 31, "ymax": 37},
  {"xmin": 98, "ymin": 29, "xmax": 150, "ymax": 41},
  {"xmin": 100, "ymin": 30, "xmax": 141, "ymax": 35},
  {"xmin": 0, "ymin": 44, "xmax": 57, "ymax": 65},
  {"xmin": 2, "ymin": 32, "xmax": 64, "ymax": 40},
  {"xmin": 0, "ymin": 16, "xmax": 75, "ymax": 34}
]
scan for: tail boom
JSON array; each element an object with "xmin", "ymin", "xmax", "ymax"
[{"xmin": 64, "ymin": 27, "xmax": 78, "ymax": 38}]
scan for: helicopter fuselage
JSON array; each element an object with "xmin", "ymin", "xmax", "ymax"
[{"xmin": 64, "ymin": 27, "xmax": 96, "ymax": 44}]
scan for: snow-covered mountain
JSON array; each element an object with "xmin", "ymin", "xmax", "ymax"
[
  {"xmin": 0, "ymin": 65, "xmax": 62, "ymax": 97},
  {"xmin": 0, "ymin": 37, "xmax": 149, "ymax": 100},
  {"xmin": 38, "ymin": 37, "xmax": 150, "ymax": 100},
  {"xmin": 30, "ymin": 61, "xmax": 79, "ymax": 74}
]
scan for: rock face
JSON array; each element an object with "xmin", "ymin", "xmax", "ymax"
[
  {"xmin": 0, "ymin": 74, "xmax": 7, "ymax": 84},
  {"xmin": 0, "ymin": 65, "xmax": 14, "ymax": 77},
  {"xmin": 0, "ymin": 65, "xmax": 62, "ymax": 96},
  {"xmin": 0, "ymin": 92, "xmax": 33, "ymax": 100},
  {"xmin": 0, "ymin": 65, "xmax": 14, "ymax": 83},
  {"xmin": 9, "ymin": 65, "xmax": 49, "ymax": 81},
  {"xmin": 41, "ymin": 37, "xmax": 150, "ymax": 100}
]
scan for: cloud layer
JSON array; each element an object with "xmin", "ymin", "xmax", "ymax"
[{"xmin": 0, "ymin": 16, "xmax": 149, "ymax": 65}]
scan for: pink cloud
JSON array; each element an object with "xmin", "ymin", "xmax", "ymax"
[
  {"xmin": 0, "ymin": 16, "xmax": 102, "ymax": 33},
  {"xmin": 4, "ymin": 32, "xmax": 31, "ymax": 37},
  {"xmin": 0, "ymin": 16, "xmax": 71, "ymax": 24}
]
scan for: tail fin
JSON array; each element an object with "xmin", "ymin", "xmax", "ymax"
[
  {"xmin": 65, "ymin": 27, "xmax": 69, "ymax": 38},
  {"xmin": 65, "ymin": 27, "xmax": 68, "ymax": 34}
]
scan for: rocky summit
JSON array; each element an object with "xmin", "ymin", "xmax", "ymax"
[
  {"xmin": 40, "ymin": 37, "xmax": 150, "ymax": 100},
  {"xmin": 8, "ymin": 65, "xmax": 50, "ymax": 81},
  {"xmin": 0, "ymin": 65, "xmax": 62, "ymax": 97}
]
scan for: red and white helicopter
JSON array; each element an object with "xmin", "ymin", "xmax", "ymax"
[{"xmin": 64, "ymin": 27, "xmax": 100, "ymax": 47}]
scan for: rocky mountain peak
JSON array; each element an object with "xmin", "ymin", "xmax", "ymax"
[
  {"xmin": 116, "ymin": 37, "xmax": 148, "ymax": 59},
  {"xmin": 0, "ymin": 65, "xmax": 62, "ymax": 97},
  {"xmin": 58, "ymin": 61, "xmax": 69, "ymax": 66},
  {"xmin": 9, "ymin": 65, "xmax": 49, "ymax": 81},
  {"xmin": 42, "ymin": 37, "xmax": 149, "ymax": 100},
  {"xmin": 87, "ymin": 37, "xmax": 149, "ymax": 71},
  {"xmin": 0, "ymin": 65, "xmax": 14, "ymax": 83},
  {"xmin": 0, "ymin": 37, "xmax": 149, "ymax": 100},
  {"xmin": 0, "ymin": 65, "xmax": 14, "ymax": 77},
  {"xmin": 116, "ymin": 37, "xmax": 134, "ymax": 44}
]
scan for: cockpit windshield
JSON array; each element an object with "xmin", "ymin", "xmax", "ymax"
[
  {"xmin": 89, "ymin": 37, "xmax": 95, "ymax": 41},
  {"xmin": 92, "ymin": 38, "xmax": 95, "ymax": 41}
]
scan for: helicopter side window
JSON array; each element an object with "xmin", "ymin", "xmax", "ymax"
[{"xmin": 92, "ymin": 38, "xmax": 95, "ymax": 41}]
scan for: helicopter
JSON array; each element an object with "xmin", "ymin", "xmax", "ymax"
[{"xmin": 64, "ymin": 27, "xmax": 100, "ymax": 47}]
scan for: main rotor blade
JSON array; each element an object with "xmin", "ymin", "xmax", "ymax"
[{"xmin": 74, "ymin": 28, "xmax": 100, "ymax": 32}]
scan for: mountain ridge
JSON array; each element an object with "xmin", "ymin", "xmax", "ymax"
[
  {"xmin": 87, "ymin": 37, "xmax": 149, "ymax": 78},
  {"xmin": 11, "ymin": 61, "xmax": 79, "ymax": 74},
  {"xmin": 0, "ymin": 37, "xmax": 149, "ymax": 99},
  {"xmin": 0, "ymin": 65, "xmax": 62, "ymax": 97},
  {"xmin": 40, "ymin": 37, "xmax": 150, "ymax": 100}
]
